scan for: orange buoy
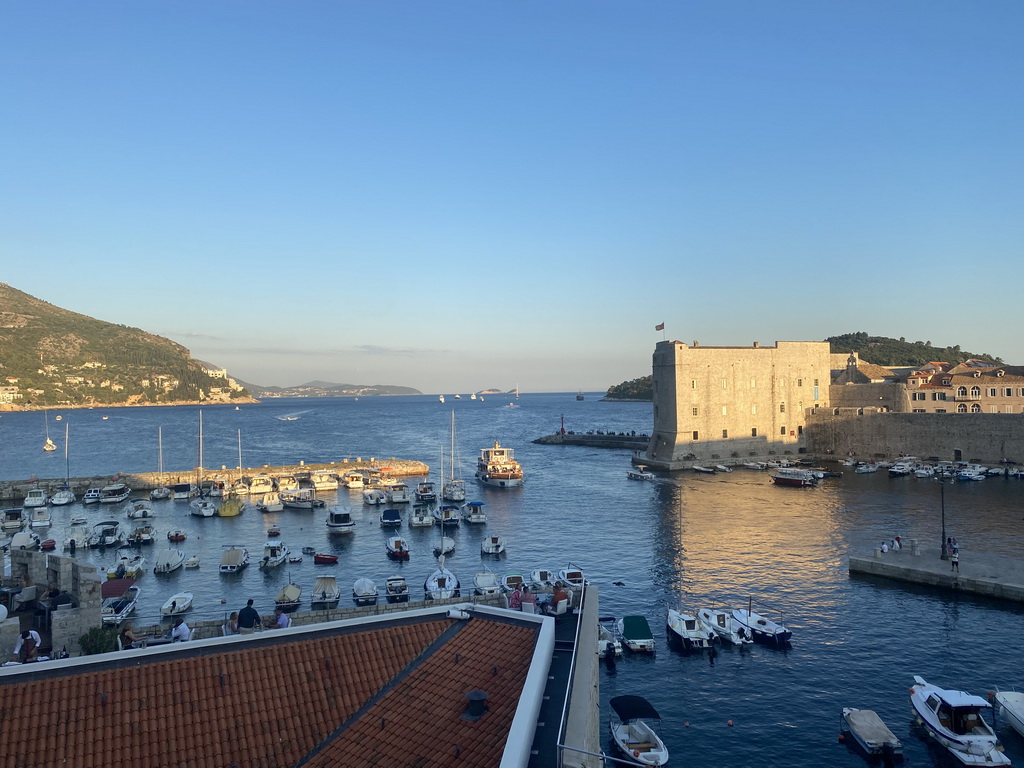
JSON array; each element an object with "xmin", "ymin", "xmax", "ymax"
[{"xmin": 633, "ymin": 750, "xmax": 640, "ymax": 758}]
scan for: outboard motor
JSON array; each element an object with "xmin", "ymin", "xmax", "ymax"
[{"xmin": 604, "ymin": 642, "xmax": 617, "ymax": 672}]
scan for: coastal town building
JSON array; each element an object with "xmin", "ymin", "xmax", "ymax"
[{"xmin": 644, "ymin": 340, "xmax": 832, "ymax": 470}]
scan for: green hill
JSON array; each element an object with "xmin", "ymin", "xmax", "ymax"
[{"xmin": 0, "ymin": 283, "xmax": 250, "ymax": 408}]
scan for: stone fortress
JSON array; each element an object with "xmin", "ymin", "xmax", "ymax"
[{"xmin": 642, "ymin": 339, "xmax": 1024, "ymax": 470}]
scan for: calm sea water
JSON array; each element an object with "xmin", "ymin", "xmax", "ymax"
[{"xmin": 3, "ymin": 394, "xmax": 1024, "ymax": 767}]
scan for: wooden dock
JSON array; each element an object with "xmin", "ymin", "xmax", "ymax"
[{"xmin": 849, "ymin": 541, "xmax": 1024, "ymax": 603}]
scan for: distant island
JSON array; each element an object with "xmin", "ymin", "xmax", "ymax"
[{"xmin": 237, "ymin": 379, "xmax": 421, "ymax": 398}]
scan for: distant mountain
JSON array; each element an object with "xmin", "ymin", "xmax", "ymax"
[
  {"xmin": 236, "ymin": 378, "xmax": 421, "ymax": 398},
  {"xmin": 0, "ymin": 283, "xmax": 252, "ymax": 408}
]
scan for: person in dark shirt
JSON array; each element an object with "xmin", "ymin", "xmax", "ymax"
[{"xmin": 238, "ymin": 598, "xmax": 260, "ymax": 634}]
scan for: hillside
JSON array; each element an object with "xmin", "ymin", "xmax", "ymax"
[
  {"xmin": 0, "ymin": 283, "xmax": 251, "ymax": 408},
  {"xmin": 604, "ymin": 334, "xmax": 1007, "ymax": 401}
]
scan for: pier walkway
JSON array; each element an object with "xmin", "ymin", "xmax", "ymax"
[{"xmin": 849, "ymin": 542, "xmax": 1024, "ymax": 603}]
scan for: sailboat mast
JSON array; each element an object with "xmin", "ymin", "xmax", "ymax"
[
  {"xmin": 197, "ymin": 409, "xmax": 204, "ymax": 488},
  {"xmin": 158, "ymin": 426, "xmax": 164, "ymax": 482},
  {"xmin": 237, "ymin": 429, "xmax": 243, "ymax": 480},
  {"xmin": 64, "ymin": 421, "xmax": 70, "ymax": 483}
]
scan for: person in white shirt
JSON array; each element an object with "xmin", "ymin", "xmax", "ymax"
[
  {"xmin": 170, "ymin": 618, "xmax": 190, "ymax": 642},
  {"xmin": 12, "ymin": 630, "xmax": 41, "ymax": 662}
]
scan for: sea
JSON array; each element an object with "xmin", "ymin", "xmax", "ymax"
[{"xmin": 3, "ymin": 393, "xmax": 1024, "ymax": 768}]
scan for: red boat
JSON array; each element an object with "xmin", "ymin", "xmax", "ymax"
[
  {"xmin": 40, "ymin": 539, "xmax": 57, "ymax": 551},
  {"xmin": 167, "ymin": 530, "xmax": 187, "ymax": 542},
  {"xmin": 313, "ymin": 553, "xmax": 339, "ymax": 565},
  {"xmin": 267, "ymin": 526, "xmax": 281, "ymax": 537}
]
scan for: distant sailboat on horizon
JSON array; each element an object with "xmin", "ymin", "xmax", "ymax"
[{"xmin": 43, "ymin": 410, "xmax": 56, "ymax": 452}]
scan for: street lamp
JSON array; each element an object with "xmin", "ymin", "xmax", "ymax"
[{"xmin": 939, "ymin": 477, "xmax": 948, "ymax": 560}]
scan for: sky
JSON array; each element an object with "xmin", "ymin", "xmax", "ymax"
[{"xmin": 3, "ymin": 2, "xmax": 1022, "ymax": 393}]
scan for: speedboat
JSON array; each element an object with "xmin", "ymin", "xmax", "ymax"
[
  {"xmin": 424, "ymin": 557, "xmax": 460, "ymax": 600},
  {"xmin": 160, "ymin": 591, "xmax": 193, "ymax": 616},
  {"xmin": 171, "ymin": 482, "xmax": 196, "ymax": 500},
  {"xmin": 627, "ymin": 465, "xmax": 655, "ymax": 480},
  {"xmin": 473, "ymin": 570, "xmax": 501, "ymax": 596},
  {"xmin": 310, "ymin": 470, "xmax": 338, "ymax": 491},
  {"xmin": 248, "ymin": 475, "xmax": 274, "ymax": 495},
  {"xmin": 409, "ymin": 504, "xmax": 434, "ymax": 527},
  {"xmin": 380, "ymin": 508, "xmax": 402, "ymax": 527},
  {"xmin": 697, "ymin": 607, "xmax": 754, "ymax": 645},
  {"xmin": 126, "ymin": 500, "xmax": 156, "ymax": 519},
  {"xmin": 841, "ymin": 707, "xmax": 903, "ymax": 757},
  {"xmin": 475, "ymin": 441, "xmax": 524, "ymax": 488},
  {"xmin": 993, "ymin": 689, "xmax": 1024, "ymax": 740},
  {"xmin": 342, "ymin": 472, "xmax": 365, "ymax": 489},
  {"xmin": 219, "ymin": 546, "xmax": 250, "ymax": 573},
  {"xmin": 50, "ymin": 489, "xmax": 76, "ymax": 506},
  {"xmin": 666, "ymin": 608, "xmax": 718, "ymax": 652},
  {"xmin": 256, "ymin": 492, "xmax": 284, "ymax": 512},
  {"xmin": 910, "ymin": 676, "xmax": 1009, "ymax": 765},
  {"xmin": 732, "ymin": 603, "xmax": 791, "ymax": 647},
  {"xmin": 2, "ymin": 508, "xmax": 25, "ymax": 532},
  {"xmin": 598, "ymin": 616, "xmax": 624, "ymax": 658},
  {"xmin": 352, "ymin": 577, "xmax": 378, "ymax": 606},
  {"xmin": 62, "ymin": 524, "xmax": 89, "ymax": 553},
  {"xmin": 481, "ymin": 535, "xmax": 505, "ymax": 556},
  {"xmin": 362, "ymin": 488, "xmax": 387, "ymax": 505},
  {"xmin": 27, "ymin": 507, "xmax": 51, "ymax": 529},
  {"xmin": 89, "ymin": 520, "xmax": 126, "ymax": 548},
  {"xmin": 100, "ymin": 580, "xmax": 140, "ymax": 625},
  {"xmin": 311, "ymin": 576, "xmax": 341, "ymax": 609},
  {"xmin": 461, "ymin": 500, "xmax": 486, "ymax": 523},
  {"xmin": 326, "ymin": 507, "xmax": 356, "ymax": 534},
  {"xmin": 769, "ymin": 468, "xmax": 818, "ymax": 487},
  {"xmin": 386, "ymin": 536, "xmax": 410, "ymax": 560},
  {"xmin": 618, "ymin": 616, "xmax": 656, "ymax": 653},
  {"xmin": 23, "ymin": 488, "xmax": 49, "ymax": 508},
  {"xmin": 189, "ymin": 499, "xmax": 216, "ymax": 518},
  {"xmin": 276, "ymin": 476, "xmax": 300, "ymax": 492},
  {"xmin": 385, "ymin": 575, "xmax": 410, "ymax": 603},
  {"xmin": 153, "ymin": 549, "xmax": 186, "ymax": 574},
  {"xmin": 127, "ymin": 522, "xmax": 156, "ymax": 546},
  {"xmin": 275, "ymin": 583, "xmax": 302, "ymax": 612},
  {"xmin": 259, "ymin": 541, "xmax": 288, "ymax": 569},
  {"xmin": 608, "ymin": 695, "xmax": 669, "ymax": 767}
]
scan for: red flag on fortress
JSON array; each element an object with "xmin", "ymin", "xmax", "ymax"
[{"xmin": 655, "ymin": 322, "xmax": 665, "ymax": 331}]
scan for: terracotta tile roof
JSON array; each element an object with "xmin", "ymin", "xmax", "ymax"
[{"xmin": 0, "ymin": 612, "xmax": 542, "ymax": 768}]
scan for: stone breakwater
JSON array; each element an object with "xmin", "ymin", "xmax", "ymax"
[
  {"xmin": 0, "ymin": 458, "xmax": 429, "ymax": 503},
  {"xmin": 532, "ymin": 432, "xmax": 648, "ymax": 449}
]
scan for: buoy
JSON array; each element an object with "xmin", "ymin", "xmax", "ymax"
[
  {"xmin": 633, "ymin": 750, "xmax": 640, "ymax": 758},
  {"xmin": 220, "ymin": 599, "xmax": 226, "ymax": 604},
  {"xmin": 838, "ymin": 733, "xmax": 845, "ymax": 742},
  {"xmin": 727, "ymin": 720, "xmax": 734, "ymax": 727},
  {"xmin": 684, "ymin": 721, "xmax": 689, "ymax": 728}
]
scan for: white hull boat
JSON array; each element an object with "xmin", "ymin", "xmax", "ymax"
[
  {"xmin": 99, "ymin": 483, "xmax": 132, "ymax": 504},
  {"xmin": 280, "ymin": 489, "xmax": 322, "ymax": 509},
  {"xmin": 89, "ymin": 520, "xmax": 126, "ymax": 548},
  {"xmin": 362, "ymin": 488, "xmax": 387, "ymax": 505},
  {"xmin": 190, "ymin": 499, "xmax": 217, "ymax": 518},
  {"xmin": 409, "ymin": 505, "xmax": 434, "ymax": 527},
  {"xmin": 473, "ymin": 570, "xmax": 501, "ymax": 596},
  {"xmin": 275, "ymin": 583, "xmax": 302, "ymax": 612},
  {"xmin": 50, "ymin": 489, "xmax": 76, "ymax": 506},
  {"xmin": 101, "ymin": 581, "xmax": 140, "ymax": 626},
  {"xmin": 311, "ymin": 576, "xmax": 341, "ymax": 609},
  {"xmin": 697, "ymin": 607, "xmax": 753, "ymax": 645},
  {"xmin": 184, "ymin": 555, "xmax": 200, "ymax": 569},
  {"xmin": 171, "ymin": 483, "xmax": 196, "ymax": 500},
  {"xmin": 501, "ymin": 573, "xmax": 525, "ymax": 593},
  {"xmin": 910, "ymin": 675, "xmax": 1009, "ymax": 765},
  {"xmin": 326, "ymin": 507, "xmax": 356, "ymax": 534},
  {"xmin": 385, "ymin": 575, "xmax": 410, "ymax": 603},
  {"xmin": 160, "ymin": 591, "xmax": 193, "ymax": 616},
  {"xmin": 530, "ymin": 568, "xmax": 556, "ymax": 590},
  {"xmin": 83, "ymin": 488, "xmax": 103, "ymax": 504},
  {"xmin": 248, "ymin": 475, "xmax": 274, "ymax": 495},
  {"xmin": 627, "ymin": 465, "xmax": 655, "ymax": 480},
  {"xmin": 841, "ymin": 707, "xmax": 903, "ymax": 757},
  {"xmin": 10, "ymin": 531, "xmax": 41, "ymax": 550},
  {"xmin": 598, "ymin": 617, "xmax": 623, "ymax": 658},
  {"xmin": 127, "ymin": 500, "xmax": 157, "ymax": 519},
  {"xmin": 732, "ymin": 603, "xmax": 791, "ymax": 646},
  {"xmin": 62, "ymin": 525, "xmax": 89, "ymax": 552},
  {"xmin": 608, "ymin": 695, "xmax": 670, "ymax": 766},
  {"xmin": 666, "ymin": 608, "xmax": 718, "ymax": 651},
  {"xmin": 481, "ymin": 535, "xmax": 505, "ymax": 556},
  {"xmin": 153, "ymin": 549, "xmax": 186, "ymax": 574},
  {"xmin": 28, "ymin": 507, "xmax": 52, "ymax": 528},
  {"xmin": 433, "ymin": 536, "xmax": 455, "ymax": 556},
  {"xmin": 461, "ymin": 500, "xmax": 486, "ymax": 523},
  {"xmin": 310, "ymin": 470, "xmax": 338, "ymax": 491},
  {"xmin": 352, "ymin": 577, "xmax": 378, "ymax": 606},
  {"xmin": 387, "ymin": 483, "xmax": 410, "ymax": 503},
  {"xmin": 993, "ymin": 689, "xmax": 1024, "ymax": 740},
  {"xmin": 219, "ymin": 546, "xmax": 250, "ymax": 573},
  {"xmin": 618, "ymin": 616, "xmax": 656, "ymax": 653},
  {"xmin": 260, "ymin": 542, "xmax": 289, "ymax": 569},
  {"xmin": 256, "ymin": 492, "xmax": 284, "ymax": 512},
  {"xmin": 475, "ymin": 441, "xmax": 524, "ymax": 488},
  {"xmin": 23, "ymin": 488, "xmax": 49, "ymax": 508},
  {"xmin": 107, "ymin": 554, "xmax": 146, "ymax": 579},
  {"xmin": 425, "ymin": 556, "xmax": 460, "ymax": 600}
]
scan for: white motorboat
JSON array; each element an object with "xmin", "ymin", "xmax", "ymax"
[
  {"xmin": 692, "ymin": 465, "xmax": 716, "ymax": 474},
  {"xmin": 473, "ymin": 570, "xmax": 502, "ymax": 596},
  {"xmin": 433, "ymin": 536, "xmax": 455, "ymax": 556},
  {"xmin": 481, "ymin": 534, "xmax": 506, "ymax": 556},
  {"xmin": 311, "ymin": 576, "xmax": 341, "ymax": 609},
  {"xmin": 342, "ymin": 472, "xmax": 365, "ymax": 489},
  {"xmin": 618, "ymin": 616, "xmax": 656, "ymax": 653},
  {"xmin": 50, "ymin": 489, "xmax": 77, "ymax": 506},
  {"xmin": 153, "ymin": 549, "xmax": 186, "ymax": 574},
  {"xmin": 386, "ymin": 536, "xmax": 410, "ymax": 560},
  {"xmin": 160, "ymin": 591, "xmax": 193, "ymax": 616},
  {"xmin": 387, "ymin": 483, "xmax": 411, "ymax": 503},
  {"xmin": 171, "ymin": 482, "xmax": 196, "ymax": 500},
  {"xmin": 598, "ymin": 617, "xmax": 624, "ymax": 658},
  {"xmin": 83, "ymin": 487, "xmax": 103, "ymax": 504},
  {"xmin": 993, "ymin": 689, "xmax": 1024, "ymax": 740},
  {"xmin": 280, "ymin": 489, "xmax": 322, "ymax": 509},
  {"xmin": 310, "ymin": 470, "xmax": 338, "ymax": 491},
  {"xmin": 127, "ymin": 522, "xmax": 156, "ymax": 546},
  {"xmin": 69, "ymin": 515, "xmax": 87, "ymax": 526},
  {"xmin": 888, "ymin": 461, "xmax": 916, "ymax": 476},
  {"xmin": 184, "ymin": 554, "xmax": 200, "ymax": 568},
  {"xmin": 362, "ymin": 488, "xmax": 387, "ymax": 505},
  {"xmin": 107, "ymin": 553, "xmax": 146, "ymax": 580},
  {"xmin": 385, "ymin": 575, "xmax": 410, "ymax": 603},
  {"xmin": 666, "ymin": 608, "xmax": 718, "ymax": 652},
  {"xmin": 150, "ymin": 485, "xmax": 172, "ymax": 501},
  {"xmin": 2, "ymin": 508, "xmax": 25, "ymax": 533},
  {"xmin": 260, "ymin": 541, "xmax": 289, "ymax": 569},
  {"xmin": 190, "ymin": 499, "xmax": 217, "ymax": 518},
  {"xmin": 101, "ymin": 580, "xmax": 140, "ymax": 625},
  {"xmin": 462, "ymin": 500, "xmax": 486, "ymax": 524},
  {"xmin": 433, "ymin": 505, "xmax": 460, "ymax": 526},
  {"xmin": 219, "ymin": 546, "xmax": 250, "ymax": 573},
  {"xmin": 10, "ymin": 531, "xmax": 41, "ymax": 550},
  {"xmin": 248, "ymin": 474, "xmax": 274, "ymax": 495},
  {"xmin": 854, "ymin": 462, "xmax": 879, "ymax": 474},
  {"xmin": 89, "ymin": 520, "xmax": 126, "ymax": 548},
  {"xmin": 442, "ymin": 479, "xmax": 466, "ymax": 503},
  {"xmin": 380, "ymin": 508, "xmax": 402, "ymax": 527},
  {"xmin": 530, "ymin": 568, "xmax": 556, "ymax": 590},
  {"xmin": 475, "ymin": 441, "xmax": 524, "ymax": 488},
  {"xmin": 276, "ymin": 475, "xmax": 300, "ymax": 493},
  {"xmin": 126, "ymin": 500, "xmax": 156, "ymax": 519},
  {"xmin": 27, "ymin": 507, "xmax": 51, "ymax": 529},
  {"xmin": 841, "ymin": 707, "xmax": 903, "ymax": 757},
  {"xmin": 409, "ymin": 504, "xmax": 434, "ymax": 527},
  {"xmin": 732, "ymin": 602, "xmax": 792, "ymax": 647},
  {"xmin": 275, "ymin": 583, "xmax": 302, "ymax": 612},
  {"xmin": 414, "ymin": 481, "xmax": 437, "ymax": 504},
  {"xmin": 228, "ymin": 478, "xmax": 250, "ymax": 496},
  {"xmin": 910, "ymin": 675, "xmax": 1009, "ymax": 766},
  {"xmin": 23, "ymin": 488, "xmax": 48, "ymax": 508},
  {"xmin": 352, "ymin": 577, "xmax": 379, "ymax": 606},
  {"xmin": 326, "ymin": 507, "xmax": 356, "ymax": 534},
  {"xmin": 424, "ymin": 556, "xmax": 460, "ymax": 600},
  {"xmin": 627, "ymin": 465, "xmax": 655, "ymax": 481},
  {"xmin": 608, "ymin": 695, "xmax": 670, "ymax": 767},
  {"xmin": 715, "ymin": 464, "xmax": 733, "ymax": 473},
  {"xmin": 558, "ymin": 566, "xmax": 586, "ymax": 588},
  {"xmin": 62, "ymin": 524, "xmax": 89, "ymax": 553},
  {"xmin": 697, "ymin": 607, "xmax": 754, "ymax": 645},
  {"xmin": 256, "ymin": 492, "xmax": 284, "ymax": 512},
  {"xmin": 99, "ymin": 483, "xmax": 132, "ymax": 504}
]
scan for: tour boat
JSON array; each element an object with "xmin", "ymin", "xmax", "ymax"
[
  {"xmin": 608, "ymin": 695, "xmax": 669, "ymax": 766},
  {"xmin": 475, "ymin": 441, "xmax": 524, "ymax": 488},
  {"xmin": 841, "ymin": 707, "xmax": 903, "ymax": 757},
  {"xmin": 280, "ymin": 489, "xmax": 322, "ymax": 510},
  {"xmin": 910, "ymin": 676, "xmax": 1009, "ymax": 765}
]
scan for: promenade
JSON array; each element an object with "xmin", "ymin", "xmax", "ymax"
[{"xmin": 849, "ymin": 541, "xmax": 1024, "ymax": 603}]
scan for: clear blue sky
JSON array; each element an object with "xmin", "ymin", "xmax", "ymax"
[{"xmin": 3, "ymin": 2, "xmax": 1021, "ymax": 392}]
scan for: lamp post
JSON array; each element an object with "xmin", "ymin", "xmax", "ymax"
[{"xmin": 939, "ymin": 477, "xmax": 948, "ymax": 560}]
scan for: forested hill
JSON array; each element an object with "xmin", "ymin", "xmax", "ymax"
[
  {"xmin": 0, "ymin": 283, "xmax": 250, "ymax": 407},
  {"xmin": 604, "ymin": 334, "xmax": 1005, "ymax": 401}
]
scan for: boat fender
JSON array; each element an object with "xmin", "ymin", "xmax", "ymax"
[
  {"xmin": 633, "ymin": 751, "xmax": 640, "ymax": 758},
  {"xmin": 838, "ymin": 733, "xmax": 845, "ymax": 743},
  {"xmin": 447, "ymin": 609, "xmax": 470, "ymax": 620}
]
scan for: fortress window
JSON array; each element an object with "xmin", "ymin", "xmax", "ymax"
[
  {"xmin": 691, "ymin": 380, "xmax": 697, "ymax": 389},
  {"xmin": 814, "ymin": 378, "xmax": 819, "ymax": 387},
  {"xmin": 797, "ymin": 425, "xmax": 803, "ymax": 435},
  {"xmin": 797, "ymin": 378, "xmax": 803, "ymax": 386},
  {"xmin": 721, "ymin": 379, "xmax": 728, "ymax": 389},
  {"xmin": 1005, "ymin": 388, "xmax": 1013, "ymax": 397},
  {"xmin": 692, "ymin": 431, "xmax": 699, "ymax": 440},
  {"xmin": 970, "ymin": 386, "xmax": 980, "ymax": 397},
  {"xmin": 721, "ymin": 406, "xmax": 727, "ymax": 416},
  {"xmin": 780, "ymin": 426, "xmax": 787, "ymax": 435},
  {"xmin": 751, "ymin": 405, "xmax": 757, "ymax": 415},
  {"xmin": 936, "ymin": 409, "xmax": 947, "ymax": 413},
  {"xmin": 751, "ymin": 428, "xmax": 758, "ymax": 437},
  {"xmin": 971, "ymin": 403, "xmax": 981, "ymax": 412},
  {"xmin": 990, "ymin": 406, "xmax": 999, "ymax": 413},
  {"xmin": 779, "ymin": 403, "xmax": 785, "ymax": 413},
  {"xmin": 1006, "ymin": 406, "xmax": 1015, "ymax": 413},
  {"xmin": 722, "ymin": 429, "xmax": 728, "ymax": 438},
  {"xmin": 692, "ymin": 407, "xmax": 698, "ymax": 416},
  {"xmin": 750, "ymin": 378, "xmax": 757, "ymax": 388},
  {"xmin": 913, "ymin": 409, "xmax": 926, "ymax": 413}
]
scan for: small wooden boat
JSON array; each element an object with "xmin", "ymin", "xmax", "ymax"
[
  {"xmin": 473, "ymin": 570, "xmax": 501, "ymax": 596},
  {"xmin": 160, "ymin": 591, "xmax": 193, "ymax": 616},
  {"xmin": 385, "ymin": 575, "xmax": 410, "ymax": 603},
  {"xmin": 267, "ymin": 525, "xmax": 281, "ymax": 537},
  {"xmin": 167, "ymin": 530, "xmax": 187, "ymax": 542},
  {"xmin": 841, "ymin": 707, "xmax": 903, "ymax": 757},
  {"xmin": 40, "ymin": 539, "xmax": 57, "ymax": 551},
  {"xmin": 481, "ymin": 535, "xmax": 505, "ymax": 556},
  {"xmin": 287, "ymin": 554, "xmax": 303, "ymax": 563},
  {"xmin": 618, "ymin": 615, "xmax": 656, "ymax": 653},
  {"xmin": 313, "ymin": 553, "xmax": 339, "ymax": 565},
  {"xmin": 386, "ymin": 536, "xmax": 410, "ymax": 560},
  {"xmin": 184, "ymin": 554, "xmax": 200, "ymax": 568},
  {"xmin": 501, "ymin": 572, "xmax": 525, "ymax": 593},
  {"xmin": 530, "ymin": 568, "xmax": 556, "ymax": 590},
  {"xmin": 558, "ymin": 566, "xmax": 586, "ymax": 588},
  {"xmin": 275, "ymin": 583, "xmax": 302, "ymax": 612},
  {"xmin": 301, "ymin": 546, "xmax": 317, "ymax": 555},
  {"xmin": 608, "ymin": 695, "xmax": 669, "ymax": 767},
  {"xmin": 352, "ymin": 577, "xmax": 378, "ymax": 606}
]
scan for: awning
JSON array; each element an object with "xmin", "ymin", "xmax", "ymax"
[{"xmin": 610, "ymin": 695, "xmax": 661, "ymax": 722}]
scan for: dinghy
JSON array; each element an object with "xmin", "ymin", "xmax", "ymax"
[
  {"xmin": 608, "ymin": 695, "xmax": 669, "ymax": 766},
  {"xmin": 385, "ymin": 575, "xmax": 410, "ymax": 603},
  {"xmin": 160, "ymin": 591, "xmax": 193, "ymax": 616},
  {"xmin": 841, "ymin": 707, "xmax": 903, "ymax": 757},
  {"xmin": 275, "ymin": 583, "xmax": 302, "ymax": 612}
]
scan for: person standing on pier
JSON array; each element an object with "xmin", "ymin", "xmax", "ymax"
[{"xmin": 951, "ymin": 548, "xmax": 960, "ymax": 572}]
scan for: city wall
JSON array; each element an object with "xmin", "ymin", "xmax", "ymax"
[{"xmin": 805, "ymin": 411, "xmax": 1024, "ymax": 463}]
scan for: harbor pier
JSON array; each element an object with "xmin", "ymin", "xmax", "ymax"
[{"xmin": 849, "ymin": 542, "xmax": 1024, "ymax": 603}]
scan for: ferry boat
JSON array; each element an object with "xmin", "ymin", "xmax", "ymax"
[{"xmin": 475, "ymin": 441, "xmax": 524, "ymax": 488}]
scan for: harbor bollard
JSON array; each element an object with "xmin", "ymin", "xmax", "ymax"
[{"xmin": 873, "ymin": 548, "xmax": 882, "ymax": 558}]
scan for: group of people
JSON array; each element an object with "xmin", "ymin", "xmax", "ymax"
[
  {"xmin": 222, "ymin": 599, "xmax": 290, "ymax": 635},
  {"xmin": 507, "ymin": 584, "xmax": 571, "ymax": 615},
  {"xmin": 879, "ymin": 536, "xmax": 902, "ymax": 553}
]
